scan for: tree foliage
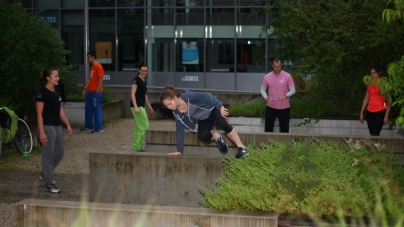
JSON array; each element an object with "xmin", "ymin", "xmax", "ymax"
[
  {"xmin": 265, "ymin": 0, "xmax": 404, "ymax": 118},
  {"xmin": 0, "ymin": 0, "xmax": 77, "ymax": 122},
  {"xmin": 379, "ymin": 0, "xmax": 404, "ymax": 128}
]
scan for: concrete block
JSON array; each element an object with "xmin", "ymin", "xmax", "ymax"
[
  {"xmin": 16, "ymin": 199, "xmax": 278, "ymax": 227},
  {"xmin": 63, "ymin": 100, "xmax": 123, "ymax": 127},
  {"xmin": 145, "ymin": 129, "xmax": 404, "ymax": 164},
  {"xmin": 89, "ymin": 151, "xmax": 226, "ymax": 207}
]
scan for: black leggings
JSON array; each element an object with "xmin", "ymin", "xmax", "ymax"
[
  {"xmin": 198, "ymin": 108, "xmax": 233, "ymax": 142},
  {"xmin": 265, "ymin": 106, "xmax": 290, "ymax": 133},
  {"xmin": 366, "ymin": 109, "xmax": 386, "ymax": 136}
]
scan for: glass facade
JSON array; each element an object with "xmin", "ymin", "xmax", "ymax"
[{"xmin": 15, "ymin": 0, "xmax": 282, "ymax": 92}]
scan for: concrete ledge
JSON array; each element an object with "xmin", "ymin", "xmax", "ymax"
[
  {"xmin": 16, "ymin": 199, "xmax": 278, "ymax": 227},
  {"xmin": 145, "ymin": 129, "xmax": 404, "ymax": 163},
  {"xmin": 89, "ymin": 151, "xmax": 225, "ymax": 207},
  {"xmin": 63, "ymin": 100, "xmax": 123, "ymax": 127}
]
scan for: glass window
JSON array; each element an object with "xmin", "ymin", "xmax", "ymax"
[
  {"xmin": 62, "ymin": 0, "xmax": 84, "ymax": 8},
  {"xmin": 8, "ymin": 0, "xmax": 32, "ymax": 8},
  {"xmin": 237, "ymin": 0, "xmax": 267, "ymax": 7},
  {"xmin": 208, "ymin": 0, "xmax": 233, "ymax": 7},
  {"xmin": 206, "ymin": 39, "xmax": 235, "ymax": 73},
  {"xmin": 61, "ymin": 11, "xmax": 84, "ymax": 69},
  {"xmin": 176, "ymin": 7, "xmax": 203, "ymax": 25},
  {"xmin": 151, "ymin": 8, "xmax": 174, "ymax": 25},
  {"xmin": 34, "ymin": 0, "xmax": 59, "ymax": 8},
  {"xmin": 206, "ymin": 8, "xmax": 234, "ymax": 25},
  {"xmin": 37, "ymin": 10, "xmax": 59, "ymax": 29},
  {"xmin": 237, "ymin": 39, "xmax": 266, "ymax": 73},
  {"xmin": 151, "ymin": 38, "xmax": 174, "ymax": 72},
  {"xmin": 118, "ymin": 0, "xmax": 144, "ymax": 7},
  {"xmin": 89, "ymin": 0, "xmax": 115, "ymax": 7},
  {"xmin": 117, "ymin": 9, "xmax": 144, "ymax": 71},
  {"xmin": 176, "ymin": 38, "xmax": 204, "ymax": 72},
  {"xmin": 237, "ymin": 7, "xmax": 266, "ymax": 26},
  {"xmin": 150, "ymin": 0, "xmax": 173, "ymax": 6},
  {"xmin": 89, "ymin": 9, "xmax": 116, "ymax": 71}
]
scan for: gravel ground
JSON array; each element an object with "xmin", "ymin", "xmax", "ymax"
[{"xmin": 0, "ymin": 118, "xmax": 175, "ymax": 227}]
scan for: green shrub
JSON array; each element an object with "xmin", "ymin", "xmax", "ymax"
[
  {"xmin": 227, "ymin": 97, "xmax": 266, "ymax": 118},
  {"xmin": 201, "ymin": 139, "xmax": 404, "ymax": 218},
  {"xmin": 227, "ymin": 92, "xmax": 334, "ymax": 119}
]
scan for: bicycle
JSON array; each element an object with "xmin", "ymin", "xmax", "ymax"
[{"xmin": 0, "ymin": 107, "xmax": 33, "ymax": 158}]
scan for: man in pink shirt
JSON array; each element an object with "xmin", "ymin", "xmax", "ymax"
[{"xmin": 261, "ymin": 59, "xmax": 296, "ymax": 132}]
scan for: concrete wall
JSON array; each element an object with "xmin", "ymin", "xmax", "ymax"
[
  {"xmin": 16, "ymin": 199, "xmax": 278, "ymax": 227},
  {"xmin": 89, "ymin": 151, "xmax": 225, "ymax": 207},
  {"xmin": 144, "ymin": 129, "xmax": 404, "ymax": 163},
  {"xmin": 63, "ymin": 100, "xmax": 124, "ymax": 127},
  {"xmin": 227, "ymin": 116, "xmax": 404, "ymax": 137},
  {"xmin": 110, "ymin": 91, "xmax": 260, "ymax": 119}
]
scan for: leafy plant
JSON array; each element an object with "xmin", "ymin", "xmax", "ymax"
[
  {"xmin": 0, "ymin": 0, "xmax": 77, "ymax": 123},
  {"xmin": 201, "ymin": 139, "xmax": 404, "ymax": 218}
]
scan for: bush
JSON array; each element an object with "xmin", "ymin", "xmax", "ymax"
[
  {"xmin": 201, "ymin": 139, "xmax": 404, "ymax": 218},
  {"xmin": 0, "ymin": 0, "xmax": 77, "ymax": 122},
  {"xmin": 227, "ymin": 92, "xmax": 335, "ymax": 119}
]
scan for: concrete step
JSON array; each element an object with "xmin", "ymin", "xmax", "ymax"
[{"xmin": 17, "ymin": 199, "xmax": 278, "ymax": 227}]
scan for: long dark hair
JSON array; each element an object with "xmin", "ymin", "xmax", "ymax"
[
  {"xmin": 370, "ymin": 66, "xmax": 382, "ymax": 77},
  {"xmin": 159, "ymin": 85, "xmax": 183, "ymax": 108},
  {"xmin": 39, "ymin": 68, "xmax": 58, "ymax": 85}
]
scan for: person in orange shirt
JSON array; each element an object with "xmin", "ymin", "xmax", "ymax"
[
  {"xmin": 81, "ymin": 51, "xmax": 105, "ymax": 133},
  {"xmin": 359, "ymin": 67, "xmax": 391, "ymax": 136}
]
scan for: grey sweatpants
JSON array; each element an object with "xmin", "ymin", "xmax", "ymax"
[{"xmin": 40, "ymin": 125, "xmax": 64, "ymax": 185}]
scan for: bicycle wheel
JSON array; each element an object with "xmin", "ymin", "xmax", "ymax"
[{"xmin": 14, "ymin": 118, "xmax": 33, "ymax": 154}]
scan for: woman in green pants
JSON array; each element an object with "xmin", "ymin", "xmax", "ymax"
[{"xmin": 130, "ymin": 63, "xmax": 154, "ymax": 152}]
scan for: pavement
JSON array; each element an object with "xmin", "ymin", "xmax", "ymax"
[{"xmin": 0, "ymin": 170, "xmax": 89, "ymax": 204}]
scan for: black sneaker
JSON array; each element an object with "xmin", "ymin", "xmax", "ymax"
[
  {"xmin": 39, "ymin": 172, "xmax": 56, "ymax": 184},
  {"xmin": 45, "ymin": 184, "xmax": 60, "ymax": 193},
  {"xmin": 80, "ymin": 128, "xmax": 93, "ymax": 133},
  {"xmin": 214, "ymin": 133, "xmax": 228, "ymax": 155},
  {"xmin": 235, "ymin": 147, "xmax": 249, "ymax": 159}
]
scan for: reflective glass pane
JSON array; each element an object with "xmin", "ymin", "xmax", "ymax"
[
  {"xmin": 34, "ymin": 0, "xmax": 59, "ymax": 8},
  {"xmin": 150, "ymin": 0, "xmax": 173, "ymax": 6},
  {"xmin": 89, "ymin": 0, "xmax": 115, "ymax": 7},
  {"xmin": 89, "ymin": 9, "xmax": 115, "ymax": 70},
  {"xmin": 175, "ymin": 0, "xmax": 204, "ymax": 6},
  {"xmin": 237, "ymin": 0, "xmax": 267, "ymax": 7},
  {"xmin": 206, "ymin": 39, "xmax": 235, "ymax": 73},
  {"xmin": 151, "ymin": 8, "xmax": 174, "ymax": 25},
  {"xmin": 208, "ymin": 0, "xmax": 233, "ymax": 7},
  {"xmin": 237, "ymin": 39, "xmax": 266, "ymax": 73},
  {"xmin": 151, "ymin": 38, "xmax": 174, "ymax": 72},
  {"xmin": 176, "ymin": 38, "xmax": 204, "ymax": 72},
  {"xmin": 118, "ymin": 9, "xmax": 144, "ymax": 71},
  {"xmin": 61, "ymin": 11, "xmax": 84, "ymax": 69},
  {"xmin": 62, "ymin": 10, "xmax": 84, "ymax": 26},
  {"xmin": 62, "ymin": 0, "xmax": 84, "ymax": 8},
  {"xmin": 118, "ymin": 0, "xmax": 144, "ymax": 7},
  {"xmin": 176, "ymin": 7, "xmax": 203, "ymax": 25},
  {"xmin": 8, "ymin": 0, "xmax": 32, "ymax": 8},
  {"xmin": 237, "ymin": 7, "xmax": 266, "ymax": 25},
  {"xmin": 206, "ymin": 8, "xmax": 234, "ymax": 25}
]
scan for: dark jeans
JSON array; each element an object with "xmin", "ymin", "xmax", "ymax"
[
  {"xmin": 197, "ymin": 108, "xmax": 233, "ymax": 142},
  {"xmin": 265, "ymin": 106, "xmax": 290, "ymax": 133},
  {"xmin": 366, "ymin": 109, "xmax": 386, "ymax": 136}
]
